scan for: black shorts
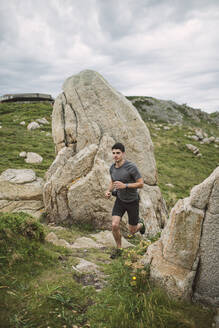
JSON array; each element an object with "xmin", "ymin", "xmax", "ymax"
[{"xmin": 112, "ymin": 197, "xmax": 139, "ymax": 226}]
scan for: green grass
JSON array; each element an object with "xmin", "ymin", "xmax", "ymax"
[
  {"xmin": 0, "ymin": 101, "xmax": 218, "ymax": 209},
  {"xmin": 147, "ymin": 123, "xmax": 219, "ymax": 210},
  {"xmin": 0, "ymin": 212, "xmax": 94, "ymax": 328},
  {"xmin": 88, "ymin": 258, "xmax": 214, "ymax": 328},
  {"xmin": 0, "ymin": 102, "xmax": 55, "ymax": 178},
  {"xmin": 0, "ymin": 101, "xmax": 218, "ymax": 327},
  {"xmin": 0, "ymin": 213, "xmax": 215, "ymax": 328}
]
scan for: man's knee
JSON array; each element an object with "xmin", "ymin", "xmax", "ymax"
[{"xmin": 112, "ymin": 217, "xmax": 120, "ymax": 231}]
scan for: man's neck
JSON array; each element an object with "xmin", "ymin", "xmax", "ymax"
[{"xmin": 115, "ymin": 159, "xmax": 125, "ymax": 168}]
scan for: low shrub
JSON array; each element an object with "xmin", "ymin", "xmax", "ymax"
[
  {"xmin": 0, "ymin": 212, "xmax": 45, "ymax": 241},
  {"xmin": 0, "ymin": 212, "xmax": 45, "ymax": 268}
]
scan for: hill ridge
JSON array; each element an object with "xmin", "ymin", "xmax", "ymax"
[{"xmin": 127, "ymin": 95, "xmax": 219, "ymax": 126}]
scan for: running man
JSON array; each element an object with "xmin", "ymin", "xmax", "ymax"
[{"xmin": 105, "ymin": 142, "xmax": 145, "ymax": 259}]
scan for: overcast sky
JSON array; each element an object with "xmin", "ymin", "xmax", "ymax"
[{"xmin": 0, "ymin": 0, "xmax": 219, "ymax": 113}]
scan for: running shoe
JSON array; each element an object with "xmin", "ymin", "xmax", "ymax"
[
  {"xmin": 138, "ymin": 218, "xmax": 145, "ymax": 235},
  {"xmin": 110, "ymin": 248, "xmax": 123, "ymax": 259}
]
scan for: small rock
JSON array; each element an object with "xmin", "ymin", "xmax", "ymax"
[
  {"xmin": 74, "ymin": 259, "xmax": 99, "ymax": 273},
  {"xmin": 72, "ymin": 258, "xmax": 106, "ymax": 290},
  {"xmin": 36, "ymin": 117, "xmax": 49, "ymax": 125},
  {"xmin": 27, "ymin": 122, "xmax": 40, "ymax": 130},
  {"xmin": 195, "ymin": 128, "xmax": 204, "ymax": 140},
  {"xmin": 25, "ymin": 152, "xmax": 43, "ymax": 164},
  {"xmin": 186, "ymin": 144, "xmax": 200, "ymax": 156},
  {"xmin": 45, "ymin": 232, "xmax": 72, "ymax": 249},
  {"xmin": 163, "ymin": 126, "xmax": 170, "ymax": 130},
  {"xmin": 203, "ymin": 136, "xmax": 216, "ymax": 144},
  {"xmin": 191, "ymin": 135, "xmax": 199, "ymax": 141},
  {"xmin": 91, "ymin": 230, "xmax": 134, "ymax": 248},
  {"xmin": 71, "ymin": 237, "xmax": 103, "ymax": 249},
  {"xmin": 0, "ymin": 169, "xmax": 37, "ymax": 184},
  {"xmin": 20, "ymin": 121, "xmax": 26, "ymax": 125},
  {"xmin": 19, "ymin": 151, "xmax": 27, "ymax": 158},
  {"xmin": 48, "ymin": 225, "xmax": 65, "ymax": 231},
  {"xmin": 202, "ymin": 138, "xmax": 211, "ymax": 144},
  {"xmin": 165, "ymin": 183, "xmax": 174, "ymax": 188},
  {"xmin": 209, "ymin": 136, "xmax": 215, "ymax": 143}
]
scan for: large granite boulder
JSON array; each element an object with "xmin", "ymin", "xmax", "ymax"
[
  {"xmin": 141, "ymin": 166, "xmax": 219, "ymax": 306},
  {"xmin": 0, "ymin": 169, "xmax": 44, "ymax": 218},
  {"xmin": 43, "ymin": 70, "xmax": 167, "ymax": 235}
]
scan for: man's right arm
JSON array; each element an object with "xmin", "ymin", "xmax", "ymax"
[{"xmin": 105, "ymin": 180, "xmax": 113, "ymax": 199}]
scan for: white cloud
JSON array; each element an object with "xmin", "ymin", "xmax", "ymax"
[{"xmin": 0, "ymin": 0, "xmax": 219, "ymax": 113}]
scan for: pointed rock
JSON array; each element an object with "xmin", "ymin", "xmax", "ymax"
[{"xmin": 44, "ymin": 70, "xmax": 167, "ymax": 236}]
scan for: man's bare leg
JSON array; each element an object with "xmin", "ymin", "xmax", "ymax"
[
  {"xmin": 112, "ymin": 216, "xmax": 122, "ymax": 248},
  {"xmin": 128, "ymin": 222, "xmax": 142, "ymax": 235},
  {"xmin": 128, "ymin": 219, "xmax": 145, "ymax": 236}
]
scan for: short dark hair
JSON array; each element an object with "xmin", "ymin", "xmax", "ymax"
[{"xmin": 112, "ymin": 142, "xmax": 125, "ymax": 152}]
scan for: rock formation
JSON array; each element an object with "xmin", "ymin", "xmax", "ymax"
[
  {"xmin": 141, "ymin": 166, "xmax": 219, "ymax": 306},
  {"xmin": 43, "ymin": 70, "xmax": 167, "ymax": 235},
  {"xmin": 0, "ymin": 169, "xmax": 44, "ymax": 218}
]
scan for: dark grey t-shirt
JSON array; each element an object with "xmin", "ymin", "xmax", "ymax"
[{"xmin": 109, "ymin": 160, "xmax": 142, "ymax": 203}]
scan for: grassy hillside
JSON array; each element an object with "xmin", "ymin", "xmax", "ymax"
[
  {"xmin": 0, "ymin": 101, "xmax": 218, "ymax": 209},
  {"xmin": 0, "ymin": 212, "xmax": 215, "ymax": 327},
  {"xmin": 0, "ymin": 102, "xmax": 54, "ymax": 178},
  {"xmin": 127, "ymin": 95, "xmax": 219, "ymax": 127},
  {"xmin": 0, "ymin": 101, "xmax": 218, "ymax": 327},
  {"xmin": 147, "ymin": 122, "xmax": 219, "ymax": 209}
]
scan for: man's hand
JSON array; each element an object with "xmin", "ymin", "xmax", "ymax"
[
  {"xmin": 105, "ymin": 190, "xmax": 111, "ymax": 199},
  {"xmin": 113, "ymin": 181, "xmax": 126, "ymax": 189}
]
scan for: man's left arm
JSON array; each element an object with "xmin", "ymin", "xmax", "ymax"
[{"xmin": 113, "ymin": 178, "xmax": 143, "ymax": 190}]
